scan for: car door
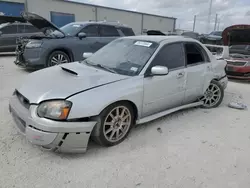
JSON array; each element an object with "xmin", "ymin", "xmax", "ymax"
[
  {"xmin": 142, "ymin": 42, "xmax": 186, "ymax": 117},
  {"xmin": 73, "ymin": 24, "xmax": 100, "ymax": 60},
  {"xmin": 182, "ymin": 42, "xmax": 213, "ymax": 104},
  {"xmin": 0, "ymin": 24, "xmax": 18, "ymax": 52},
  {"xmin": 98, "ymin": 25, "xmax": 120, "ymax": 48}
]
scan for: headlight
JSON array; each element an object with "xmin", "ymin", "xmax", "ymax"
[
  {"xmin": 26, "ymin": 41, "xmax": 43, "ymax": 48},
  {"xmin": 37, "ymin": 100, "xmax": 72, "ymax": 120}
]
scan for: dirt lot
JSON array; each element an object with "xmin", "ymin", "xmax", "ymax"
[{"xmin": 1, "ymin": 55, "xmax": 250, "ymax": 188}]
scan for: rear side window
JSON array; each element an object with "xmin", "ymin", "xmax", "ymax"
[
  {"xmin": 184, "ymin": 43, "xmax": 209, "ymax": 65},
  {"xmin": 1, "ymin": 25, "xmax": 18, "ymax": 34},
  {"xmin": 99, "ymin": 25, "xmax": 119, "ymax": 37},
  {"xmin": 120, "ymin": 27, "xmax": 135, "ymax": 36},
  {"xmin": 81, "ymin": 25, "xmax": 99, "ymax": 37}
]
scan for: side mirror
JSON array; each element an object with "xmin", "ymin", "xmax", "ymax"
[
  {"xmin": 151, "ymin": 66, "xmax": 169, "ymax": 76},
  {"xmin": 83, "ymin": 52, "xmax": 93, "ymax": 59},
  {"xmin": 78, "ymin": 32, "xmax": 87, "ymax": 39}
]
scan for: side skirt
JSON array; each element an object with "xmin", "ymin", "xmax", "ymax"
[{"xmin": 136, "ymin": 101, "xmax": 204, "ymax": 125}]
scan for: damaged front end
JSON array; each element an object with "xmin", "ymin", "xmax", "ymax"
[{"xmin": 14, "ymin": 37, "xmax": 30, "ymax": 67}]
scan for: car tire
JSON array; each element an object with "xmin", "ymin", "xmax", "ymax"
[
  {"xmin": 91, "ymin": 102, "xmax": 135, "ymax": 147},
  {"xmin": 200, "ymin": 80, "xmax": 224, "ymax": 108},
  {"xmin": 46, "ymin": 51, "xmax": 70, "ymax": 67}
]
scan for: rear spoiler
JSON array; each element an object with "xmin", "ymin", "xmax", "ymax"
[{"xmin": 204, "ymin": 44, "xmax": 229, "ymax": 60}]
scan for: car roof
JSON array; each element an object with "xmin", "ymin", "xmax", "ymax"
[
  {"xmin": 68, "ymin": 21, "xmax": 131, "ymax": 28},
  {"xmin": 123, "ymin": 35, "xmax": 199, "ymax": 43}
]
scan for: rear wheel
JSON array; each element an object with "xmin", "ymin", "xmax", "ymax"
[
  {"xmin": 91, "ymin": 102, "xmax": 134, "ymax": 147},
  {"xmin": 47, "ymin": 51, "xmax": 70, "ymax": 67},
  {"xmin": 200, "ymin": 80, "xmax": 224, "ymax": 108}
]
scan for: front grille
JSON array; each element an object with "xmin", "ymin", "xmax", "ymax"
[
  {"xmin": 226, "ymin": 60, "xmax": 246, "ymax": 66},
  {"xmin": 14, "ymin": 90, "xmax": 30, "ymax": 109}
]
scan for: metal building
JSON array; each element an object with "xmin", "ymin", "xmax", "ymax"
[{"xmin": 0, "ymin": 0, "xmax": 177, "ymax": 34}]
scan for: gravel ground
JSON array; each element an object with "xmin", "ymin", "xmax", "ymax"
[{"xmin": 1, "ymin": 55, "xmax": 250, "ymax": 188}]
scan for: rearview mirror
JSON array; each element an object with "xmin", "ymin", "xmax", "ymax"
[
  {"xmin": 151, "ymin": 66, "xmax": 169, "ymax": 76},
  {"xmin": 83, "ymin": 52, "xmax": 93, "ymax": 59},
  {"xmin": 78, "ymin": 32, "xmax": 87, "ymax": 39}
]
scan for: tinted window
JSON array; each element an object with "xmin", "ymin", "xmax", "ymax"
[
  {"xmin": 150, "ymin": 43, "xmax": 185, "ymax": 70},
  {"xmin": 81, "ymin": 25, "xmax": 99, "ymax": 37},
  {"xmin": 100, "ymin": 25, "xmax": 119, "ymax": 37},
  {"xmin": 120, "ymin": 27, "xmax": 135, "ymax": 36},
  {"xmin": 184, "ymin": 43, "xmax": 206, "ymax": 65},
  {"xmin": 1, "ymin": 25, "xmax": 17, "ymax": 34}
]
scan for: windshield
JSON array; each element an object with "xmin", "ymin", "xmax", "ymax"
[
  {"xmin": 59, "ymin": 23, "xmax": 84, "ymax": 36},
  {"xmin": 82, "ymin": 38, "xmax": 159, "ymax": 76},
  {"xmin": 210, "ymin": 31, "xmax": 222, "ymax": 36}
]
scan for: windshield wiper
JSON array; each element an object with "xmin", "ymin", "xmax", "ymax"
[
  {"xmin": 82, "ymin": 60, "xmax": 117, "ymax": 73},
  {"xmin": 94, "ymin": 64, "xmax": 117, "ymax": 73}
]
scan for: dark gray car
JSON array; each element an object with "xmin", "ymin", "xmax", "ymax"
[
  {"xmin": 0, "ymin": 15, "xmax": 43, "ymax": 52},
  {"xmin": 14, "ymin": 12, "xmax": 135, "ymax": 69}
]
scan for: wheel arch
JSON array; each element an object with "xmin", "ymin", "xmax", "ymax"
[
  {"xmin": 47, "ymin": 47, "xmax": 74, "ymax": 62},
  {"xmin": 100, "ymin": 100, "xmax": 139, "ymax": 123}
]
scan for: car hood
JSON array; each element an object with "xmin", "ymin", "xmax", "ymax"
[
  {"xmin": 222, "ymin": 25, "xmax": 250, "ymax": 46},
  {"xmin": 21, "ymin": 12, "xmax": 65, "ymax": 37},
  {"xmin": 17, "ymin": 62, "xmax": 129, "ymax": 104},
  {"xmin": 0, "ymin": 15, "xmax": 26, "ymax": 24}
]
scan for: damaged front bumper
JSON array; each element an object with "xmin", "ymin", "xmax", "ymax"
[{"xmin": 9, "ymin": 94, "xmax": 96, "ymax": 153}]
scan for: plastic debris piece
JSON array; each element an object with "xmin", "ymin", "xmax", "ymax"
[{"xmin": 228, "ymin": 102, "xmax": 247, "ymax": 110}]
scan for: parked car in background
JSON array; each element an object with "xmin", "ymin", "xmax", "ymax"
[
  {"xmin": 14, "ymin": 12, "xmax": 135, "ymax": 69},
  {"xmin": 225, "ymin": 53, "xmax": 250, "ymax": 80},
  {"xmin": 200, "ymin": 31, "xmax": 222, "ymax": 45},
  {"xmin": 181, "ymin": 31, "xmax": 200, "ymax": 40},
  {"xmin": 9, "ymin": 36, "xmax": 228, "ymax": 153},
  {"xmin": 0, "ymin": 15, "xmax": 43, "ymax": 52},
  {"xmin": 222, "ymin": 24, "xmax": 250, "ymax": 80}
]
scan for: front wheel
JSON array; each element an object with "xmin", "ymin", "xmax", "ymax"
[
  {"xmin": 47, "ymin": 51, "xmax": 70, "ymax": 67},
  {"xmin": 199, "ymin": 80, "xmax": 224, "ymax": 108},
  {"xmin": 91, "ymin": 102, "xmax": 134, "ymax": 147}
]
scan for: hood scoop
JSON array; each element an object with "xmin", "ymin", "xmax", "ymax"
[{"xmin": 61, "ymin": 66, "xmax": 78, "ymax": 76}]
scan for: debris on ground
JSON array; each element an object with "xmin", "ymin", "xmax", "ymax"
[
  {"xmin": 228, "ymin": 102, "xmax": 248, "ymax": 110},
  {"xmin": 157, "ymin": 127, "xmax": 163, "ymax": 133}
]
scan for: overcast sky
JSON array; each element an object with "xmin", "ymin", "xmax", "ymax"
[{"xmin": 70, "ymin": 0, "xmax": 250, "ymax": 34}]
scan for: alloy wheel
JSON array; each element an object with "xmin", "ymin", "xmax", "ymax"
[
  {"xmin": 200, "ymin": 82, "xmax": 222, "ymax": 107},
  {"xmin": 103, "ymin": 106, "xmax": 132, "ymax": 143},
  {"xmin": 50, "ymin": 54, "xmax": 69, "ymax": 66}
]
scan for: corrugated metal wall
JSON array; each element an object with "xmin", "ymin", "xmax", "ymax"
[
  {"xmin": 96, "ymin": 7, "xmax": 143, "ymax": 35},
  {"xmin": 0, "ymin": 1, "xmax": 24, "ymax": 16},
  {"xmin": 5, "ymin": 0, "xmax": 176, "ymax": 33}
]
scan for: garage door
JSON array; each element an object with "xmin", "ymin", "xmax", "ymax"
[
  {"xmin": 0, "ymin": 1, "xmax": 24, "ymax": 17},
  {"xmin": 50, "ymin": 12, "xmax": 75, "ymax": 27}
]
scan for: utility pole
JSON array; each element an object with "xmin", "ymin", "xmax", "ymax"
[
  {"xmin": 193, "ymin": 15, "xmax": 197, "ymax": 31},
  {"xmin": 207, "ymin": 0, "xmax": 213, "ymax": 33},
  {"xmin": 214, "ymin": 14, "xmax": 218, "ymax": 31},
  {"xmin": 217, "ymin": 19, "xmax": 220, "ymax": 30}
]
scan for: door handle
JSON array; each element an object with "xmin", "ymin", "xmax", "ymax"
[{"xmin": 176, "ymin": 72, "xmax": 185, "ymax": 78}]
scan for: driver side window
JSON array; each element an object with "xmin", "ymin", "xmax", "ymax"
[
  {"xmin": 80, "ymin": 25, "xmax": 99, "ymax": 37},
  {"xmin": 150, "ymin": 43, "xmax": 185, "ymax": 71}
]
